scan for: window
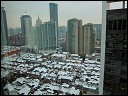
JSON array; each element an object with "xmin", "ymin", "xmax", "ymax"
[
  {"xmin": 123, "ymin": 34, "xmax": 127, "ymax": 40},
  {"xmin": 106, "ymin": 34, "xmax": 112, "ymax": 39},
  {"xmin": 111, "ymin": 61, "xmax": 115, "ymax": 65},
  {"xmin": 112, "ymin": 44, "xmax": 116, "ymax": 48},
  {"xmin": 108, "ymin": 20, "xmax": 113, "ymax": 30},
  {"xmin": 113, "ymin": 20, "xmax": 117, "ymax": 30},
  {"xmin": 112, "ymin": 53, "xmax": 115, "ymax": 57},
  {"xmin": 121, "ymin": 70, "xmax": 127, "ymax": 75},
  {"xmin": 123, "ymin": 44, "xmax": 127, "ymax": 49},
  {"xmin": 118, "ymin": 19, "xmax": 122, "ymax": 30},
  {"xmin": 122, "ymin": 20, "xmax": 126, "ymax": 30},
  {"xmin": 122, "ymin": 53, "xmax": 127, "ymax": 58}
]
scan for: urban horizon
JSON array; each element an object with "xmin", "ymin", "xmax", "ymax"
[{"xmin": 2, "ymin": 1, "xmax": 103, "ymax": 28}]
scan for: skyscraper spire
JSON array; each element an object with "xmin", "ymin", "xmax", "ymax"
[{"xmin": 38, "ymin": 14, "xmax": 39, "ymax": 19}]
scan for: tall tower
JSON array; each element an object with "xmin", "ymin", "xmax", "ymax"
[
  {"xmin": 36, "ymin": 15, "xmax": 42, "ymax": 50},
  {"xmin": 1, "ymin": 7, "xmax": 8, "ymax": 46},
  {"xmin": 100, "ymin": 1, "xmax": 127, "ymax": 95},
  {"xmin": 78, "ymin": 20, "xmax": 84, "ymax": 55},
  {"xmin": 48, "ymin": 20, "xmax": 57, "ymax": 50},
  {"xmin": 42, "ymin": 21, "xmax": 57, "ymax": 51},
  {"xmin": 20, "ymin": 12, "xmax": 35, "ymax": 48},
  {"xmin": 83, "ymin": 23, "xmax": 95, "ymax": 55},
  {"xmin": 67, "ymin": 18, "xmax": 79, "ymax": 54},
  {"xmin": 49, "ymin": 3, "xmax": 58, "ymax": 47}
]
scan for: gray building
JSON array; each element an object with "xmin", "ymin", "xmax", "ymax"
[
  {"xmin": 83, "ymin": 23, "xmax": 95, "ymax": 55},
  {"xmin": 66, "ymin": 18, "xmax": 80, "ymax": 54},
  {"xmin": 1, "ymin": 7, "xmax": 8, "ymax": 46},
  {"xmin": 8, "ymin": 28, "xmax": 15, "ymax": 36},
  {"xmin": 100, "ymin": 1, "xmax": 127, "ymax": 95},
  {"xmin": 49, "ymin": 3, "xmax": 58, "ymax": 47},
  {"xmin": 42, "ymin": 21, "xmax": 57, "ymax": 50},
  {"xmin": 58, "ymin": 26, "xmax": 67, "ymax": 39},
  {"xmin": 20, "ymin": 12, "xmax": 35, "ymax": 48},
  {"xmin": 36, "ymin": 15, "xmax": 43, "ymax": 50},
  {"xmin": 93, "ymin": 24, "xmax": 102, "ymax": 41},
  {"xmin": 42, "ymin": 22, "xmax": 49, "ymax": 50}
]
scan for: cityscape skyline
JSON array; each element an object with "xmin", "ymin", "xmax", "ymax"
[{"xmin": 2, "ymin": 1, "xmax": 103, "ymax": 28}]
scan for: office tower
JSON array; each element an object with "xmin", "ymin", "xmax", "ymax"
[
  {"xmin": 49, "ymin": 3, "xmax": 58, "ymax": 47},
  {"xmin": 66, "ymin": 18, "xmax": 79, "ymax": 54},
  {"xmin": 1, "ymin": 7, "xmax": 8, "ymax": 46},
  {"xmin": 20, "ymin": 12, "xmax": 35, "ymax": 48},
  {"xmin": 58, "ymin": 26, "xmax": 67, "ymax": 39},
  {"xmin": 78, "ymin": 20, "xmax": 84, "ymax": 55},
  {"xmin": 93, "ymin": 24, "xmax": 102, "ymax": 41},
  {"xmin": 42, "ymin": 21, "xmax": 57, "ymax": 50},
  {"xmin": 36, "ymin": 15, "xmax": 43, "ymax": 50},
  {"xmin": 100, "ymin": 1, "xmax": 127, "ymax": 95},
  {"xmin": 83, "ymin": 23, "xmax": 95, "ymax": 55},
  {"xmin": 42, "ymin": 22, "xmax": 49, "ymax": 50},
  {"xmin": 47, "ymin": 20, "xmax": 57, "ymax": 50}
]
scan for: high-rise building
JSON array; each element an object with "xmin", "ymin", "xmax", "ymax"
[
  {"xmin": 83, "ymin": 23, "xmax": 95, "ymax": 55},
  {"xmin": 49, "ymin": 3, "xmax": 58, "ymax": 47},
  {"xmin": 48, "ymin": 20, "xmax": 57, "ymax": 50},
  {"xmin": 100, "ymin": 1, "xmax": 127, "ymax": 95},
  {"xmin": 36, "ymin": 15, "xmax": 43, "ymax": 50},
  {"xmin": 78, "ymin": 20, "xmax": 84, "ymax": 55},
  {"xmin": 20, "ymin": 12, "xmax": 35, "ymax": 48},
  {"xmin": 42, "ymin": 22, "xmax": 49, "ymax": 50},
  {"xmin": 1, "ymin": 7, "xmax": 8, "ymax": 46},
  {"xmin": 93, "ymin": 24, "xmax": 102, "ymax": 41},
  {"xmin": 58, "ymin": 26, "xmax": 67, "ymax": 39},
  {"xmin": 42, "ymin": 21, "xmax": 57, "ymax": 50},
  {"xmin": 66, "ymin": 18, "xmax": 79, "ymax": 54}
]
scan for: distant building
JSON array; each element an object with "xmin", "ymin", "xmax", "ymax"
[
  {"xmin": 58, "ymin": 26, "xmax": 67, "ymax": 39},
  {"xmin": 20, "ymin": 12, "xmax": 35, "ymax": 48},
  {"xmin": 66, "ymin": 18, "xmax": 79, "ymax": 54},
  {"xmin": 14, "ymin": 27, "xmax": 22, "ymax": 35},
  {"xmin": 42, "ymin": 22, "xmax": 49, "ymax": 50},
  {"xmin": 8, "ymin": 28, "xmax": 15, "ymax": 36},
  {"xmin": 93, "ymin": 24, "xmax": 102, "ymax": 41},
  {"xmin": 36, "ymin": 15, "xmax": 43, "ymax": 50},
  {"xmin": 83, "ymin": 23, "xmax": 95, "ymax": 55},
  {"xmin": 42, "ymin": 21, "xmax": 57, "ymax": 50},
  {"xmin": 1, "ymin": 7, "xmax": 8, "ymax": 46},
  {"xmin": 78, "ymin": 20, "xmax": 84, "ymax": 55},
  {"xmin": 49, "ymin": 3, "xmax": 58, "ymax": 47},
  {"xmin": 8, "ymin": 33, "xmax": 25, "ymax": 46},
  {"xmin": 100, "ymin": 1, "xmax": 127, "ymax": 95}
]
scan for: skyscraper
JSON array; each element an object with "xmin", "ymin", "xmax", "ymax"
[
  {"xmin": 42, "ymin": 21, "xmax": 57, "ymax": 50},
  {"xmin": 49, "ymin": 3, "xmax": 58, "ymax": 47},
  {"xmin": 20, "ymin": 12, "xmax": 35, "ymax": 48},
  {"xmin": 93, "ymin": 24, "xmax": 102, "ymax": 41},
  {"xmin": 83, "ymin": 23, "xmax": 95, "ymax": 55},
  {"xmin": 66, "ymin": 18, "xmax": 79, "ymax": 54},
  {"xmin": 100, "ymin": 1, "xmax": 127, "ymax": 95},
  {"xmin": 42, "ymin": 22, "xmax": 49, "ymax": 50},
  {"xmin": 78, "ymin": 20, "xmax": 84, "ymax": 55},
  {"xmin": 48, "ymin": 20, "xmax": 57, "ymax": 50},
  {"xmin": 36, "ymin": 15, "xmax": 43, "ymax": 50},
  {"xmin": 1, "ymin": 7, "xmax": 8, "ymax": 46}
]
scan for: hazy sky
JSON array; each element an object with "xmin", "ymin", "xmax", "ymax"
[{"xmin": 1, "ymin": 1, "xmax": 126, "ymax": 28}]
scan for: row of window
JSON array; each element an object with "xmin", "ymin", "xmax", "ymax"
[
  {"xmin": 106, "ymin": 34, "xmax": 127, "ymax": 40},
  {"xmin": 107, "ymin": 19, "xmax": 127, "ymax": 31}
]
